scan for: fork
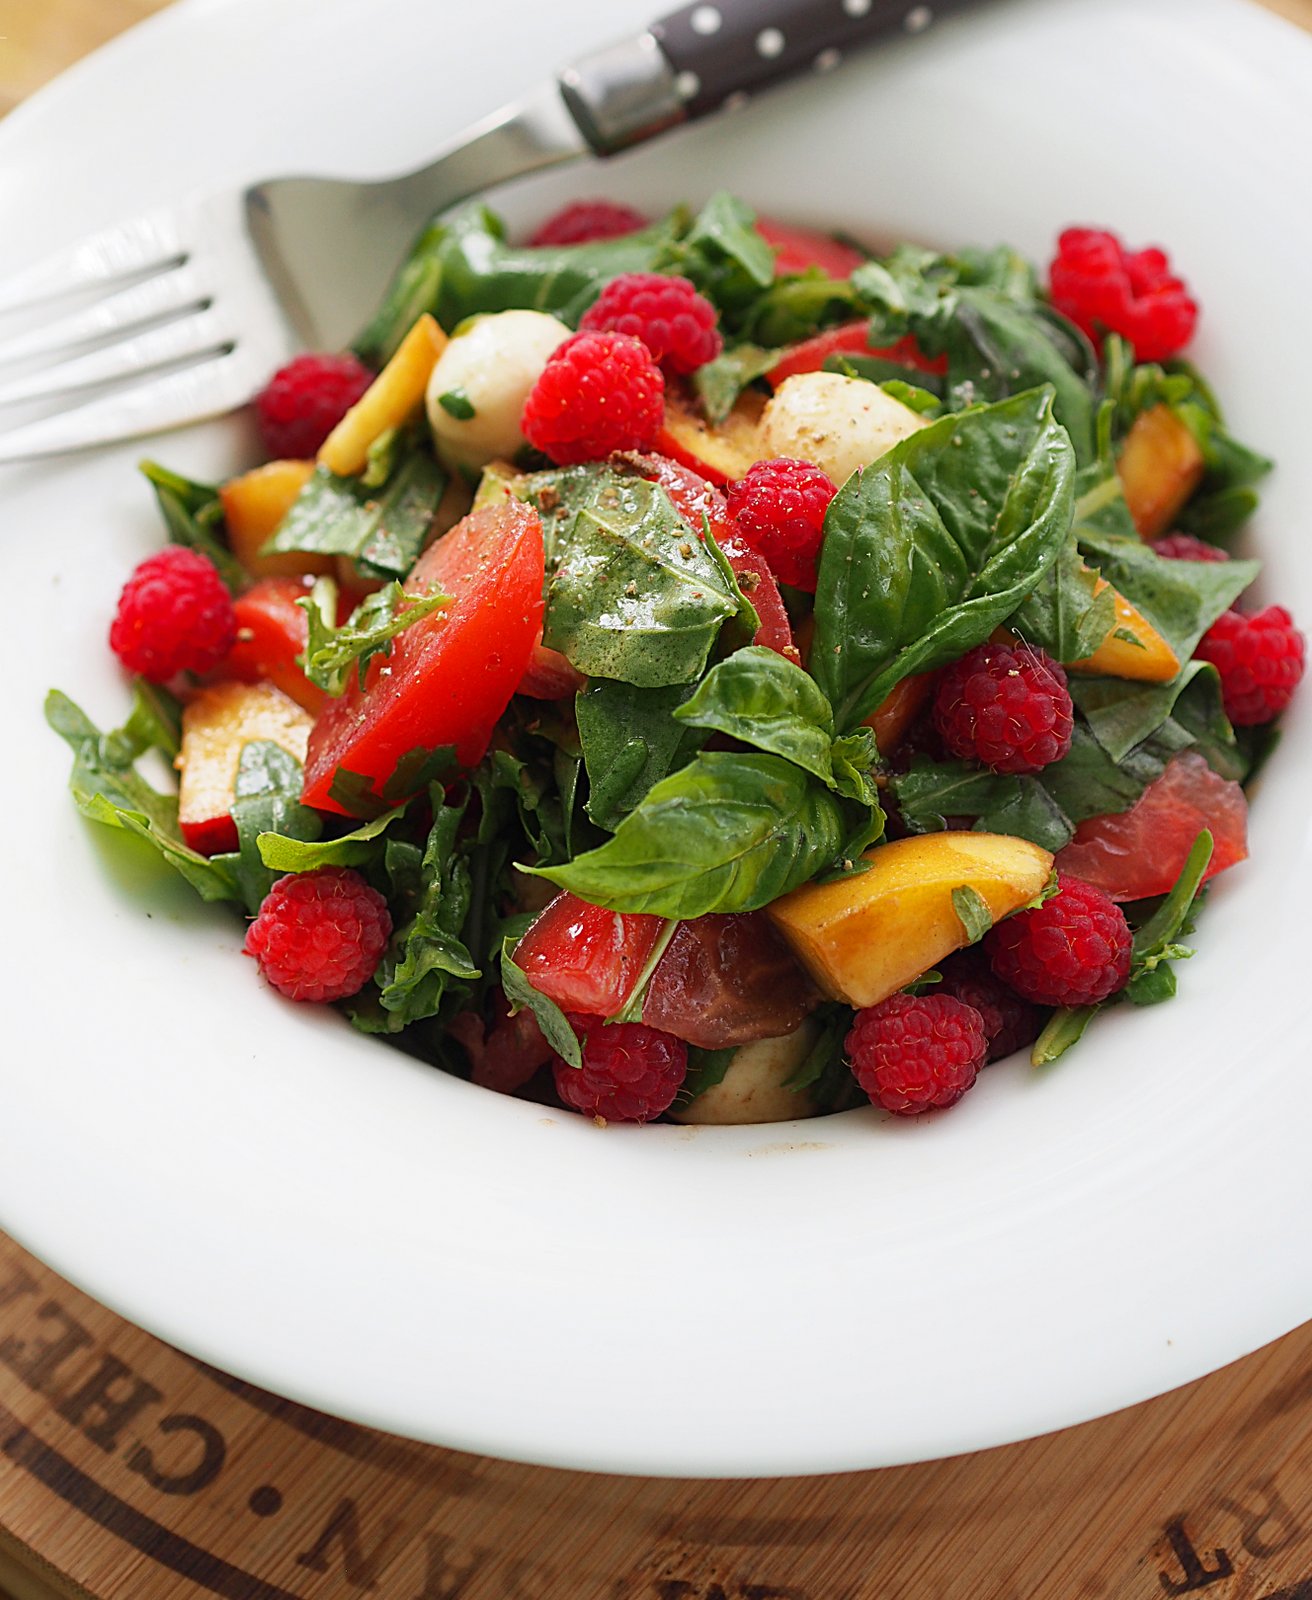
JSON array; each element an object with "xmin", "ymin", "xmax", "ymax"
[{"xmin": 0, "ymin": 0, "xmax": 978, "ymax": 466}]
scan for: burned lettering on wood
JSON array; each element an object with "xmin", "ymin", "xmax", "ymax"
[
  {"xmin": 295, "ymin": 1495, "xmax": 407, "ymax": 1592},
  {"xmin": 1157, "ymin": 1519, "xmax": 1234, "ymax": 1594}
]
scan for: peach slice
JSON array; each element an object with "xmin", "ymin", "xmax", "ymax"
[
  {"xmin": 653, "ymin": 388, "xmax": 768, "ymax": 485},
  {"xmin": 1116, "ymin": 403, "xmax": 1205, "ymax": 537},
  {"xmin": 318, "ymin": 313, "xmax": 448, "ymax": 477},
  {"xmin": 865, "ymin": 671, "xmax": 934, "ymax": 756},
  {"xmin": 1068, "ymin": 572, "xmax": 1181, "ymax": 683},
  {"xmin": 766, "ymin": 832, "xmax": 1053, "ymax": 1010},
  {"xmin": 220, "ymin": 458, "xmax": 327, "ymax": 579},
  {"xmin": 177, "ymin": 681, "xmax": 313, "ymax": 856}
]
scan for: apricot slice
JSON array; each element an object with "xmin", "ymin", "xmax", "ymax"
[
  {"xmin": 220, "ymin": 459, "xmax": 327, "ymax": 579},
  {"xmin": 766, "ymin": 832, "xmax": 1053, "ymax": 1010},
  {"xmin": 318, "ymin": 313, "xmax": 447, "ymax": 477}
]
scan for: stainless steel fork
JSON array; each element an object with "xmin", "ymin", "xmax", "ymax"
[{"xmin": 0, "ymin": 0, "xmax": 979, "ymax": 466}]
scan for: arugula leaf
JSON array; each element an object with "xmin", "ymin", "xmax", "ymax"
[
  {"xmin": 263, "ymin": 447, "xmax": 447, "ymax": 580},
  {"xmin": 222, "ymin": 741, "xmax": 322, "ymax": 914},
  {"xmin": 1125, "ymin": 829, "xmax": 1213, "ymax": 1005},
  {"xmin": 811, "ymin": 387, "xmax": 1076, "ymax": 729},
  {"xmin": 951, "ymin": 885, "xmax": 994, "ymax": 944},
  {"xmin": 672, "ymin": 191, "xmax": 776, "ymax": 317},
  {"xmin": 258, "ymin": 806, "xmax": 407, "ymax": 872},
  {"xmin": 673, "ymin": 647, "xmax": 835, "ymax": 783},
  {"xmin": 299, "ymin": 576, "xmax": 449, "ymax": 695},
  {"xmin": 500, "ymin": 937, "xmax": 581, "ymax": 1068},
  {"xmin": 693, "ymin": 343, "xmax": 780, "ymax": 424},
  {"xmin": 1031, "ymin": 1005, "xmax": 1097, "ymax": 1065},
  {"xmin": 576, "ymin": 679, "xmax": 704, "ymax": 832},
  {"xmin": 893, "ymin": 755, "xmax": 1074, "ymax": 853},
  {"xmin": 1077, "ymin": 529, "xmax": 1259, "ymax": 664},
  {"xmin": 45, "ymin": 688, "xmax": 240, "ymax": 903},
  {"xmin": 139, "ymin": 460, "xmax": 245, "ymax": 592},
  {"xmin": 544, "ymin": 474, "xmax": 738, "ymax": 686},
  {"xmin": 526, "ymin": 751, "xmax": 847, "ymax": 917}
]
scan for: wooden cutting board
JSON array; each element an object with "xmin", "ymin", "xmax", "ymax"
[{"xmin": 4, "ymin": 2, "xmax": 1312, "ymax": 1595}]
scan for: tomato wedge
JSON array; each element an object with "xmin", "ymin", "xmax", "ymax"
[
  {"xmin": 1055, "ymin": 751, "xmax": 1248, "ymax": 901},
  {"xmin": 766, "ymin": 321, "xmax": 948, "ymax": 388},
  {"xmin": 302, "ymin": 500, "xmax": 545, "ymax": 814},
  {"xmin": 756, "ymin": 216, "xmax": 865, "ymax": 280},
  {"xmin": 636, "ymin": 453, "xmax": 796, "ymax": 659},
  {"xmin": 217, "ymin": 575, "xmax": 326, "ymax": 715},
  {"xmin": 642, "ymin": 912, "xmax": 821, "ymax": 1048},
  {"xmin": 514, "ymin": 892, "xmax": 665, "ymax": 1016}
]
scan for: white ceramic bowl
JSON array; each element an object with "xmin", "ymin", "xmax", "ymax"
[{"xmin": 2, "ymin": 0, "xmax": 1310, "ymax": 1477}]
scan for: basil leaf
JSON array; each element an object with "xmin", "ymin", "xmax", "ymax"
[
  {"xmin": 741, "ymin": 274, "xmax": 864, "ymax": 347},
  {"xmin": 678, "ymin": 1046, "xmax": 738, "ymax": 1104},
  {"xmin": 1010, "ymin": 539, "xmax": 1116, "ymax": 664},
  {"xmin": 527, "ymin": 751, "xmax": 846, "ymax": 917},
  {"xmin": 812, "ymin": 387, "xmax": 1076, "ymax": 729},
  {"xmin": 892, "ymin": 754, "xmax": 1074, "ymax": 854},
  {"xmin": 1068, "ymin": 660, "xmax": 1241, "ymax": 771},
  {"xmin": 544, "ymin": 475, "xmax": 738, "ymax": 687},
  {"xmin": 576, "ymin": 679, "xmax": 704, "ymax": 832},
  {"xmin": 299, "ymin": 577, "xmax": 449, "ymax": 695},
  {"xmin": 673, "ymin": 646, "xmax": 835, "ymax": 782},
  {"xmin": 436, "ymin": 388, "xmax": 475, "ymax": 420},
  {"xmin": 45, "ymin": 688, "xmax": 240, "ymax": 904},
  {"xmin": 500, "ymin": 938, "xmax": 581, "ymax": 1068},
  {"xmin": 693, "ymin": 343, "xmax": 780, "ymax": 424},
  {"xmin": 263, "ymin": 449, "xmax": 447, "ymax": 580},
  {"xmin": 674, "ymin": 190, "xmax": 776, "ymax": 316},
  {"xmin": 951, "ymin": 885, "xmax": 994, "ymax": 944},
  {"xmin": 829, "ymin": 727, "xmax": 881, "ymax": 807},
  {"xmin": 1077, "ymin": 529, "xmax": 1259, "ymax": 665},
  {"xmin": 139, "ymin": 460, "xmax": 245, "ymax": 593},
  {"xmin": 1039, "ymin": 722, "xmax": 1172, "ymax": 825}
]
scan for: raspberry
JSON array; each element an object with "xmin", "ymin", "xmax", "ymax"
[
  {"xmin": 985, "ymin": 873, "xmax": 1131, "ymax": 1008},
  {"xmin": 580, "ymin": 272, "xmax": 722, "ymax": 375},
  {"xmin": 1194, "ymin": 605, "xmax": 1306, "ymax": 726},
  {"xmin": 1049, "ymin": 227, "xmax": 1198, "ymax": 362},
  {"xmin": 932, "ymin": 641, "xmax": 1073, "ymax": 774},
  {"xmin": 244, "ymin": 867, "xmax": 391, "ymax": 1003},
  {"xmin": 255, "ymin": 352, "xmax": 373, "ymax": 459},
  {"xmin": 529, "ymin": 200, "xmax": 648, "ymax": 247},
  {"xmin": 845, "ymin": 993, "xmax": 986, "ymax": 1116},
  {"xmin": 109, "ymin": 547, "xmax": 236, "ymax": 681},
  {"xmin": 552, "ymin": 1015, "xmax": 687, "ymax": 1123},
  {"xmin": 725, "ymin": 457, "xmax": 837, "ymax": 592},
  {"xmin": 936, "ymin": 950, "xmax": 1042, "ymax": 1063},
  {"xmin": 521, "ymin": 330, "xmax": 665, "ymax": 465},
  {"xmin": 1151, "ymin": 532, "xmax": 1229, "ymax": 562}
]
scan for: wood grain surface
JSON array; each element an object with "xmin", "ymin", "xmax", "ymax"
[{"xmin": 3, "ymin": 2, "xmax": 1312, "ymax": 1597}]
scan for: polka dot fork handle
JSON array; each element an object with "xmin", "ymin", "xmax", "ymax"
[{"xmin": 647, "ymin": 0, "xmax": 982, "ymax": 121}]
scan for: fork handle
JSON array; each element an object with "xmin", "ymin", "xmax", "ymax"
[
  {"xmin": 560, "ymin": 0, "xmax": 983, "ymax": 153},
  {"xmin": 651, "ymin": 0, "xmax": 978, "ymax": 119}
]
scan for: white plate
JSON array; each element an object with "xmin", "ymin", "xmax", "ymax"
[{"xmin": 2, "ymin": 0, "xmax": 1311, "ymax": 1478}]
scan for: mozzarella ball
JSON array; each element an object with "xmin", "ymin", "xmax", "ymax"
[
  {"xmin": 425, "ymin": 310, "xmax": 570, "ymax": 472},
  {"xmin": 760, "ymin": 371, "xmax": 928, "ymax": 486},
  {"xmin": 669, "ymin": 1020, "xmax": 820, "ymax": 1126}
]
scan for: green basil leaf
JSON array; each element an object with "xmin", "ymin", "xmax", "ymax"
[
  {"xmin": 526, "ymin": 751, "xmax": 846, "ymax": 917},
  {"xmin": 1039, "ymin": 721, "xmax": 1173, "ymax": 826},
  {"xmin": 812, "ymin": 387, "xmax": 1076, "ymax": 729},
  {"xmin": 1010, "ymin": 538, "xmax": 1116, "ymax": 664},
  {"xmin": 500, "ymin": 937, "xmax": 581, "ymax": 1068},
  {"xmin": 693, "ymin": 343, "xmax": 780, "ymax": 425},
  {"xmin": 1068, "ymin": 660, "xmax": 1241, "ymax": 771},
  {"xmin": 219, "ymin": 741, "xmax": 323, "ymax": 914},
  {"xmin": 544, "ymin": 475, "xmax": 738, "ymax": 687},
  {"xmin": 576, "ymin": 679, "xmax": 705, "ymax": 832},
  {"xmin": 673, "ymin": 646, "xmax": 835, "ymax": 782},
  {"xmin": 678, "ymin": 1046, "xmax": 738, "ymax": 1104},
  {"xmin": 436, "ymin": 388, "xmax": 476, "ymax": 420},
  {"xmin": 139, "ymin": 460, "xmax": 245, "ymax": 593},
  {"xmin": 892, "ymin": 754, "xmax": 1074, "ymax": 854},
  {"xmin": 951, "ymin": 885, "xmax": 994, "ymax": 945}
]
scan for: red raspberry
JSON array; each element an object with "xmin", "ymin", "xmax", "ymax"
[
  {"xmin": 932, "ymin": 641, "xmax": 1073, "ymax": 774},
  {"xmin": 109, "ymin": 547, "xmax": 236, "ymax": 681},
  {"xmin": 1048, "ymin": 227, "xmax": 1197, "ymax": 362},
  {"xmin": 244, "ymin": 867, "xmax": 391, "ymax": 1003},
  {"xmin": 1194, "ymin": 605, "xmax": 1306, "ymax": 726},
  {"xmin": 521, "ymin": 330, "xmax": 665, "ymax": 465},
  {"xmin": 936, "ymin": 950, "xmax": 1042, "ymax": 1063},
  {"xmin": 985, "ymin": 873, "xmax": 1131, "ymax": 1008},
  {"xmin": 845, "ymin": 993, "xmax": 986, "ymax": 1116},
  {"xmin": 255, "ymin": 351, "xmax": 373, "ymax": 459},
  {"xmin": 726, "ymin": 457, "xmax": 837, "ymax": 592},
  {"xmin": 1151, "ymin": 532, "xmax": 1229, "ymax": 562},
  {"xmin": 552, "ymin": 1015, "xmax": 687, "ymax": 1123},
  {"xmin": 580, "ymin": 272, "xmax": 722, "ymax": 375},
  {"xmin": 529, "ymin": 200, "xmax": 648, "ymax": 247}
]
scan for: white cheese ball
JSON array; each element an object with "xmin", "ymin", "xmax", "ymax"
[
  {"xmin": 425, "ymin": 310, "xmax": 570, "ymax": 473},
  {"xmin": 760, "ymin": 371, "xmax": 928, "ymax": 487},
  {"xmin": 669, "ymin": 1021, "xmax": 819, "ymax": 1126}
]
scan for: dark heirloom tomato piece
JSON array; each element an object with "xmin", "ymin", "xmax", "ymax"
[
  {"xmin": 514, "ymin": 892, "xmax": 666, "ymax": 1017},
  {"xmin": 635, "ymin": 452, "xmax": 796, "ymax": 660},
  {"xmin": 302, "ymin": 500, "xmax": 545, "ymax": 815},
  {"xmin": 642, "ymin": 912, "xmax": 821, "ymax": 1049}
]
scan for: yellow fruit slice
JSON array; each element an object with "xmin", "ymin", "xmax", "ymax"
[
  {"xmin": 220, "ymin": 458, "xmax": 327, "ymax": 579},
  {"xmin": 1116, "ymin": 403, "xmax": 1205, "ymax": 537},
  {"xmin": 317, "ymin": 314, "xmax": 448, "ymax": 477},
  {"xmin": 1068, "ymin": 572, "xmax": 1181, "ymax": 683}
]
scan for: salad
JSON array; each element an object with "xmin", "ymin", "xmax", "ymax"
[{"xmin": 49, "ymin": 193, "xmax": 1305, "ymax": 1126}]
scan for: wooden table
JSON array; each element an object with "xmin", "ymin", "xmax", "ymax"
[{"xmin": 4, "ymin": 4, "xmax": 1312, "ymax": 1596}]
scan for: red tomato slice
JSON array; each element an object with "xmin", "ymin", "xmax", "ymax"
[
  {"xmin": 642, "ymin": 912, "xmax": 821, "ymax": 1048},
  {"xmin": 1055, "ymin": 751, "xmax": 1248, "ymax": 902},
  {"xmin": 514, "ymin": 892, "xmax": 665, "ymax": 1016},
  {"xmin": 766, "ymin": 321, "xmax": 948, "ymax": 388},
  {"xmin": 636, "ymin": 453, "xmax": 797, "ymax": 659},
  {"xmin": 302, "ymin": 500, "xmax": 545, "ymax": 815},
  {"xmin": 217, "ymin": 576, "xmax": 326, "ymax": 715},
  {"xmin": 756, "ymin": 216, "xmax": 865, "ymax": 280}
]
